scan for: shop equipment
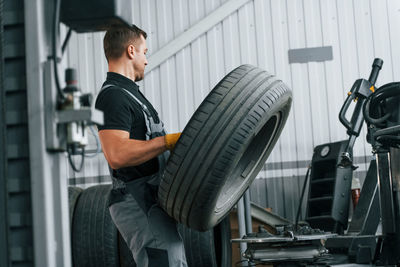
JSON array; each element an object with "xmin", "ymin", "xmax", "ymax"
[{"xmin": 234, "ymin": 58, "xmax": 400, "ymax": 266}]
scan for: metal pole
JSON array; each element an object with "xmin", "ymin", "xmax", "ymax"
[
  {"xmin": 243, "ymin": 189, "xmax": 253, "ymax": 235},
  {"xmin": 243, "ymin": 189, "xmax": 256, "ymax": 266},
  {"xmin": 25, "ymin": 0, "xmax": 72, "ymax": 266},
  {"xmin": 376, "ymin": 152, "xmax": 396, "ymax": 234},
  {"xmin": 237, "ymin": 196, "xmax": 248, "ymax": 266},
  {"xmin": 375, "ymin": 151, "xmax": 398, "ymax": 265}
]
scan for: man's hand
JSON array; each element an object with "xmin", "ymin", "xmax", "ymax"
[{"xmin": 164, "ymin": 133, "xmax": 182, "ymax": 151}]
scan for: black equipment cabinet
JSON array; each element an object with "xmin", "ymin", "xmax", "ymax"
[
  {"xmin": 306, "ymin": 141, "xmax": 353, "ymax": 234},
  {"xmin": 60, "ymin": 0, "xmax": 133, "ymax": 33}
]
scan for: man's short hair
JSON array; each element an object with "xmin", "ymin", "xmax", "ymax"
[{"xmin": 103, "ymin": 24, "xmax": 147, "ymax": 62}]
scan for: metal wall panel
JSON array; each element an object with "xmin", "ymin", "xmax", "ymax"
[
  {"xmin": 2, "ymin": 0, "xmax": 34, "ymax": 265},
  {"xmin": 0, "ymin": 0, "xmax": 8, "ymax": 265},
  {"xmin": 64, "ymin": 0, "xmax": 400, "ymax": 221}
]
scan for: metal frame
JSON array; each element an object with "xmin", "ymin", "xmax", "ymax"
[
  {"xmin": 43, "ymin": 61, "xmax": 103, "ymax": 152},
  {"xmin": 0, "ymin": 0, "xmax": 10, "ymax": 265},
  {"xmin": 375, "ymin": 150, "xmax": 400, "ymax": 265},
  {"xmin": 237, "ymin": 196, "xmax": 248, "ymax": 265},
  {"xmin": 24, "ymin": 0, "xmax": 71, "ymax": 266},
  {"xmin": 376, "ymin": 152, "xmax": 396, "ymax": 234},
  {"xmin": 347, "ymin": 160, "xmax": 380, "ymax": 235},
  {"xmin": 145, "ymin": 0, "xmax": 251, "ymax": 73},
  {"xmin": 249, "ymin": 201, "xmax": 290, "ymax": 226},
  {"xmin": 237, "ymin": 190, "xmax": 257, "ymax": 267}
]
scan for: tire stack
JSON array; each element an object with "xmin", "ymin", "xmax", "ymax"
[
  {"xmin": 69, "ymin": 185, "xmax": 122, "ymax": 267},
  {"xmin": 68, "ymin": 185, "xmax": 231, "ymax": 267}
]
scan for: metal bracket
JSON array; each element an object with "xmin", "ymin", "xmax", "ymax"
[
  {"xmin": 43, "ymin": 60, "xmax": 103, "ymax": 152},
  {"xmin": 56, "ymin": 108, "xmax": 103, "ymax": 125}
]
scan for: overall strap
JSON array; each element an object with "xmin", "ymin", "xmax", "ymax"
[
  {"xmin": 101, "ymin": 84, "xmax": 152, "ymax": 139},
  {"xmin": 101, "ymin": 84, "xmax": 151, "ymax": 117},
  {"xmin": 120, "ymin": 88, "xmax": 155, "ymax": 140},
  {"xmin": 121, "ymin": 88, "xmax": 152, "ymax": 118},
  {"xmin": 118, "ymin": 88, "xmax": 169, "ymax": 168}
]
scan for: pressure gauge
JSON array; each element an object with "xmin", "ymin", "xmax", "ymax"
[{"xmin": 320, "ymin": 145, "xmax": 330, "ymax": 157}]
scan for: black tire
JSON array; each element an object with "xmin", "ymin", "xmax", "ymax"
[
  {"xmin": 159, "ymin": 64, "xmax": 292, "ymax": 230},
  {"xmin": 72, "ymin": 185, "xmax": 119, "ymax": 267},
  {"xmin": 179, "ymin": 216, "xmax": 232, "ymax": 267},
  {"xmin": 68, "ymin": 186, "xmax": 83, "ymax": 227}
]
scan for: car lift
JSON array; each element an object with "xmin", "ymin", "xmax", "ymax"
[{"xmin": 234, "ymin": 58, "xmax": 400, "ymax": 266}]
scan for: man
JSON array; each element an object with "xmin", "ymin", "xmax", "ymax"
[{"xmin": 95, "ymin": 24, "xmax": 187, "ymax": 267}]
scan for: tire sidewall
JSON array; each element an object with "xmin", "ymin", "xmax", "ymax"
[{"xmin": 194, "ymin": 89, "xmax": 292, "ymax": 229}]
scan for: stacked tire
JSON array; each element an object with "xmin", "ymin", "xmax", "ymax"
[
  {"xmin": 68, "ymin": 185, "xmax": 231, "ymax": 267},
  {"xmin": 69, "ymin": 185, "xmax": 121, "ymax": 267},
  {"xmin": 178, "ymin": 218, "xmax": 231, "ymax": 267}
]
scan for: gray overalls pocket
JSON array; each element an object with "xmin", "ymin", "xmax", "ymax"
[{"xmin": 124, "ymin": 174, "xmax": 159, "ymax": 215}]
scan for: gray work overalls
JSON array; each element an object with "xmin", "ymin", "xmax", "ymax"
[{"xmin": 101, "ymin": 84, "xmax": 187, "ymax": 267}]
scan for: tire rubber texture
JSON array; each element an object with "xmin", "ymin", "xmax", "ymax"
[
  {"xmin": 159, "ymin": 64, "xmax": 292, "ymax": 231},
  {"xmin": 178, "ymin": 216, "xmax": 232, "ymax": 267},
  {"xmin": 72, "ymin": 185, "xmax": 120, "ymax": 267},
  {"xmin": 68, "ymin": 186, "xmax": 83, "ymax": 227}
]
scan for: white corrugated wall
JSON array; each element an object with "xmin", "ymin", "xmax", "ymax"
[{"xmin": 63, "ymin": 0, "xmax": 400, "ymax": 221}]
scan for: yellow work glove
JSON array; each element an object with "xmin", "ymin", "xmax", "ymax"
[{"xmin": 165, "ymin": 133, "xmax": 182, "ymax": 151}]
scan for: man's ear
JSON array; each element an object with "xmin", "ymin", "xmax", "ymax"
[{"xmin": 127, "ymin": 44, "xmax": 135, "ymax": 59}]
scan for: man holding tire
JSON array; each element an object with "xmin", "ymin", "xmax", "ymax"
[{"xmin": 95, "ymin": 24, "xmax": 187, "ymax": 267}]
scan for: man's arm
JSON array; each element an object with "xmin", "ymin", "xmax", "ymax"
[{"xmin": 99, "ymin": 129, "xmax": 167, "ymax": 169}]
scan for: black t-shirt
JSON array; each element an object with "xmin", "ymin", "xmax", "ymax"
[{"xmin": 95, "ymin": 72, "xmax": 160, "ymax": 182}]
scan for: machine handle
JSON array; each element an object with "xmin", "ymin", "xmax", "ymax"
[
  {"xmin": 339, "ymin": 82, "xmax": 358, "ymax": 131},
  {"xmin": 339, "ymin": 58, "xmax": 384, "ymax": 131},
  {"xmin": 368, "ymin": 58, "xmax": 383, "ymax": 85}
]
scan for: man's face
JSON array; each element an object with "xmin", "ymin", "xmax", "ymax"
[{"xmin": 132, "ymin": 35, "xmax": 148, "ymax": 81}]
